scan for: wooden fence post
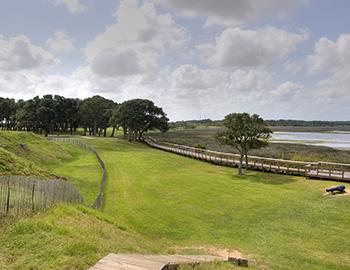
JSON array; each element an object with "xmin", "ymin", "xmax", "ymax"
[
  {"xmin": 6, "ymin": 178, "xmax": 10, "ymax": 214},
  {"xmin": 31, "ymin": 181, "xmax": 35, "ymax": 212}
]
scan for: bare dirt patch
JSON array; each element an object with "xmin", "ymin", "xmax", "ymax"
[
  {"xmin": 324, "ymin": 191, "xmax": 350, "ymax": 197},
  {"xmin": 172, "ymin": 245, "xmax": 243, "ymax": 259}
]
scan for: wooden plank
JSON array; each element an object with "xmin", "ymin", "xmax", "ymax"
[
  {"xmin": 89, "ymin": 254, "xmax": 226, "ymax": 270},
  {"xmin": 106, "ymin": 254, "xmax": 165, "ymax": 269}
]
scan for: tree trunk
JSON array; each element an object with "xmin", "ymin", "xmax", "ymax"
[
  {"xmin": 93, "ymin": 121, "xmax": 97, "ymax": 136},
  {"xmin": 245, "ymin": 152, "xmax": 249, "ymax": 168},
  {"xmin": 238, "ymin": 153, "xmax": 244, "ymax": 176},
  {"xmin": 103, "ymin": 128, "xmax": 107, "ymax": 137},
  {"xmin": 110, "ymin": 126, "xmax": 115, "ymax": 137}
]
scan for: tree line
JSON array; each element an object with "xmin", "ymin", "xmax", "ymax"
[
  {"xmin": 0, "ymin": 95, "xmax": 169, "ymax": 139},
  {"xmin": 170, "ymin": 119, "xmax": 350, "ymax": 130},
  {"xmin": 265, "ymin": 119, "xmax": 350, "ymax": 127}
]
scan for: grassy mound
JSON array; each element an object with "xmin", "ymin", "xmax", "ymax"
[
  {"xmin": 0, "ymin": 204, "xmax": 159, "ymax": 270},
  {"xmin": 0, "ymin": 147, "xmax": 50, "ymax": 177},
  {"xmin": 0, "ymin": 131, "xmax": 77, "ymax": 177},
  {"xmin": 0, "ymin": 131, "xmax": 73, "ymax": 163},
  {"xmin": 0, "ymin": 131, "xmax": 102, "ymax": 204}
]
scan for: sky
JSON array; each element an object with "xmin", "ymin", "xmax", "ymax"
[{"xmin": 0, "ymin": 0, "xmax": 350, "ymax": 121}]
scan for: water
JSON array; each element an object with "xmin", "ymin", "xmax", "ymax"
[{"xmin": 271, "ymin": 131, "xmax": 350, "ymax": 149}]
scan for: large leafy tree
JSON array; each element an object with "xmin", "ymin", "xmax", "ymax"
[
  {"xmin": 111, "ymin": 99, "xmax": 169, "ymax": 141},
  {"xmin": 37, "ymin": 95, "xmax": 56, "ymax": 136},
  {"xmin": 0, "ymin": 97, "xmax": 16, "ymax": 130},
  {"xmin": 108, "ymin": 103, "xmax": 120, "ymax": 137},
  {"xmin": 78, "ymin": 96, "xmax": 115, "ymax": 136},
  {"xmin": 64, "ymin": 98, "xmax": 80, "ymax": 135},
  {"xmin": 16, "ymin": 97, "xmax": 41, "ymax": 132},
  {"xmin": 216, "ymin": 113, "xmax": 272, "ymax": 175}
]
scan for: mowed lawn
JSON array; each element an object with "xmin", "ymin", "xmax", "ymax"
[{"xmin": 82, "ymin": 137, "xmax": 350, "ymax": 270}]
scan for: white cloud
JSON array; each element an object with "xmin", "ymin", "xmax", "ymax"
[
  {"xmin": 167, "ymin": 65, "xmax": 311, "ymax": 120},
  {"xmin": 271, "ymin": 81, "xmax": 304, "ymax": 101},
  {"xmin": 0, "ymin": 69, "xmax": 90, "ymax": 99},
  {"xmin": 170, "ymin": 65, "xmax": 305, "ymax": 105},
  {"xmin": 50, "ymin": 0, "xmax": 87, "ymax": 14},
  {"xmin": 198, "ymin": 26, "xmax": 307, "ymax": 67},
  {"xmin": 0, "ymin": 35, "xmax": 58, "ymax": 72},
  {"xmin": 157, "ymin": 0, "xmax": 307, "ymax": 27},
  {"xmin": 284, "ymin": 60, "xmax": 303, "ymax": 74},
  {"xmin": 305, "ymin": 34, "xmax": 350, "ymax": 101},
  {"xmin": 229, "ymin": 69, "xmax": 271, "ymax": 92},
  {"xmin": 306, "ymin": 34, "xmax": 350, "ymax": 74},
  {"xmin": 171, "ymin": 64, "xmax": 227, "ymax": 99},
  {"xmin": 85, "ymin": 0, "xmax": 189, "ymax": 80},
  {"xmin": 46, "ymin": 30, "xmax": 75, "ymax": 54},
  {"xmin": 227, "ymin": 69, "xmax": 273, "ymax": 102},
  {"xmin": 315, "ymin": 68, "xmax": 350, "ymax": 100},
  {"xmin": 91, "ymin": 49, "xmax": 142, "ymax": 78}
]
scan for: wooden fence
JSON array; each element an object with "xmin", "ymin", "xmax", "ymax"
[
  {"xmin": 47, "ymin": 136, "xmax": 107, "ymax": 209},
  {"xmin": 0, "ymin": 176, "xmax": 83, "ymax": 216},
  {"xmin": 144, "ymin": 137, "xmax": 350, "ymax": 182}
]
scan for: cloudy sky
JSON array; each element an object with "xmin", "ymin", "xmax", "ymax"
[{"xmin": 0, "ymin": 0, "xmax": 349, "ymax": 121}]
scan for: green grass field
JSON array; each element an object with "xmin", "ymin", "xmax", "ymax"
[
  {"xmin": 0, "ymin": 204, "xmax": 160, "ymax": 270},
  {"xmin": 1, "ymin": 133, "xmax": 350, "ymax": 269},
  {"xmin": 84, "ymin": 137, "xmax": 350, "ymax": 270}
]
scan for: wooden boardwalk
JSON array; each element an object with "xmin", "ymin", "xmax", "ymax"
[
  {"xmin": 144, "ymin": 137, "xmax": 350, "ymax": 183},
  {"xmin": 88, "ymin": 254, "xmax": 226, "ymax": 270}
]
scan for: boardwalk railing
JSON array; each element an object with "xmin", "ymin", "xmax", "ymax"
[
  {"xmin": 0, "ymin": 176, "xmax": 83, "ymax": 216},
  {"xmin": 47, "ymin": 136, "xmax": 107, "ymax": 209},
  {"xmin": 144, "ymin": 137, "xmax": 350, "ymax": 182}
]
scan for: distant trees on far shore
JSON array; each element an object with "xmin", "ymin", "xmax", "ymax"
[
  {"xmin": 169, "ymin": 118, "xmax": 350, "ymax": 130},
  {"xmin": 0, "ymin": 95, "xmax": 169, "ymax": 140}
]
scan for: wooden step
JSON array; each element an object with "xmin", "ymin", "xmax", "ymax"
[{"xmin": 88, "ymin": 254, "xmax": 226, "ymax": 270}]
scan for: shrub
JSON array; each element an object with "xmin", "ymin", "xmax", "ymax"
[{"xmin": 194, "ymin": 143, "xmax": 206, "ymax": 149}]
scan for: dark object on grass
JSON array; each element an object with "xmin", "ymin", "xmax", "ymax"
[
  {"xmin": 228, "ymin": 257, "xmax": 248, "ymax": 267},
  {"xmin": 326, "ymin": 185, "xmax": 346, "ymax": 193}
]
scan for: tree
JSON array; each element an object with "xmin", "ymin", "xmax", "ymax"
[
  {"xmin": 111, "ymin": 99, "xmax": 169, "ymax": 141},
  {"xmin": 37, "ymin": 95, "xmax": 56, "ymax": 136},
  {"xmin": 0, "ymin": 98, "xmax": 16, "ymax": 130},
  {"xmin": 16, "ymin": 97, "xmax": 41, "ymax": 133},
  {"xmin": 64, "ymin": 98, "xmax": 80, "ymax": 135},
  {"xmin": 108, "ymin": 103, "xmax": 120, "ymax": 137},
  {"xmin": 78, "ymin": 96, "xmax": 114, "ymax": 136},
  {"xmin": 216, "ymin": 113, "xmax": 272, "ymax": 175}
]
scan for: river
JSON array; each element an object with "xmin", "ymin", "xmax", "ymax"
[{"xmin": 271, "ymin": 131, "xmax": 350, "ymax": 149}]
